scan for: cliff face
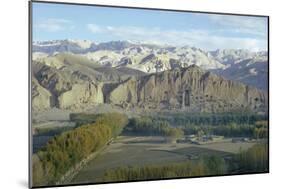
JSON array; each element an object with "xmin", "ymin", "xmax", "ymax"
[
  {"xmin": 32, "ymin": 61, "xmax": 267, "ymax": 113},
  {"xmin": 106, "ymin": 65, "xmax": 267, "ymax": 112},
  {"xmin": 58, "ymin": 83, "xmax": 104, "ymax": 109},
  {"xmin": 32, "ymin": 77, "xmax": 52, "ymax": 110},
  {"xmin": 32, "ymin": 62, "xmax": 104, "ymax": 110}
]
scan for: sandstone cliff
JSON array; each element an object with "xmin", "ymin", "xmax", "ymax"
[
  {"xmin": 32, "ymin": 59, "xmax": 267, "ymax": 113},
  {"xmin": 106, "ymin": 65, "xmax": 267, "ymax": 112},
  {"xmin": 32, "ymin": 77, "xmax": 52, "ymax": 110}
]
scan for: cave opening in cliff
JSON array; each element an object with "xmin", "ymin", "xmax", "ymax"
[{"xmin": 184, "ymin": 90, "xmax": 191, "ymax": 106}]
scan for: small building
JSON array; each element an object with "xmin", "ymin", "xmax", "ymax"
[
  {"xmin": 185, "ymin": 135, "xmax": 197, "ymax": 143},
  {"xmin": 209, "ymin": 135, "xmax": 224, "ymax": 142},
  {"xmin": 232, "ymin": 137, "xmax": 249, "ymax": 143}
]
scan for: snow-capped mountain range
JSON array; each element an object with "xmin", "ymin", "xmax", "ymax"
[{"xmin": 32, "ymin": 39, "xmax": 268, "ymax": 90}]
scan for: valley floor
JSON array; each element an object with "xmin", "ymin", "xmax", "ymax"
[{"xmin": 70, "ymin": 136, "xmax": 258, "ymax": 184}]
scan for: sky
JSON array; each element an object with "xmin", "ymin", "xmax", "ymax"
[{"xmin": 32, "ymin": 2, "xmax": 268, "ymax": 51}]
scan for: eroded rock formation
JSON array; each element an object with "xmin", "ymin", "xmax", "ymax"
[
  {"xmin": 106, "ymin": 65, "xmax": 267, "ymax": 112},
  {"xmin": 32, "ymin": 61, "xmax": 267, "ymax": 113}
]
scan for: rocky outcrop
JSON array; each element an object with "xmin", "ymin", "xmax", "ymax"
[
  {"xmin": 106, "ymin": 78, "xmax": 138, "ymax": 105},
  {"xmin": 32, "ymin": 61, "xmax": 105, "ymax": 110},
  {"xmin": 33, "ymin": 40, "xmax": 268, "ymax": 90},
  {"xmin": 31, "ymin": 58, "xmax": 267, "ymax": 113},
  {"xmin": 32, "ymin": 77, "xmax": 51, "ymax": 110},
  {"xmin": 106, "ymin": 65, "xmax": 267, "ymax": 112},
  {"xmin": 58, "ymin": 82, "xmax": 104, "ymax": 109}
]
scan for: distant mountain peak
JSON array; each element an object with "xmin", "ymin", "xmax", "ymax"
[{"xmin": 32, "ymin": 39, "xmax": 268, "ymax": 90}]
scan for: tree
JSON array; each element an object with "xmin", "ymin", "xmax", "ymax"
[
  {"xmin": 204, "ymin": 155, "xmax": 226, "ymax": 175},
  {"xmin": 237, "ymin": 143, "xmax": 268, "ymax": 172},
  {"xmin": 33, "ymin": 113, "xmax": 128, "ymax": 186}
]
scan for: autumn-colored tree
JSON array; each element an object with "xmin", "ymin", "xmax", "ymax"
[
  {"xmin": 32, "ymin": 113, "xmax": 128, "ymax": 186},
  {"xmin": 237, "ymin": 143, "xmax": 268, "ymax": 172}
]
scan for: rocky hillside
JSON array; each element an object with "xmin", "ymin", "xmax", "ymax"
[
  {"xmin": 33, "ymin": 40, "xmax": 226, "ymax": 71},
  {"xmin": 210, "ymin": 49, "xmax": 268, "ymax": 90},
  {"xmin": 212, "ymin": 58, "xmax": 268, "ymax": 90},
  {"xmin": 31, "ymin": 53, "xmax": 267, "ymax": 113},
  {"xmin": 33, "ymin": 40, "xmax": 268, "ymax": 90},
  {"xmin": 105, "ymin": 65, "xmax": 267, "ymax": 113},
  {"xmin": 31, "ymin": 53, "xmax": 145, "ymax": 110}
]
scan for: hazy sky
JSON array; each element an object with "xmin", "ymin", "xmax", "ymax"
[{"xmin": 32, "ymin": 2, "xmax": 268, "ymax": 51}]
